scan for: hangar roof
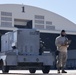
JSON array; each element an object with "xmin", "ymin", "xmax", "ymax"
[{"xmin": 0, "ymin": 4, "xmax": 76, "ymax": 34}]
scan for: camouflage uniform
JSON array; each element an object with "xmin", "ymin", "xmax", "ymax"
[{"xmin": 55, "ymin": 35, "xmax": 69, "ymax": 71}]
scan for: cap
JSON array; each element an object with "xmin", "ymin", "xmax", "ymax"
[{"xmin": 61, "ymin": 30, "xmax": 65, "ymax": 33}]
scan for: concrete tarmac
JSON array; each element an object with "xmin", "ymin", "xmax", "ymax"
[{"xmin": 0, "ymin": 70, "xmax": 76, "ymax": 75}]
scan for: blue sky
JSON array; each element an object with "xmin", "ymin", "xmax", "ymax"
[{"xmin": 0, "ymin": 0, "xmax": 76, "ymax": 24}]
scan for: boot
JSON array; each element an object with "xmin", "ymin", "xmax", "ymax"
[
  {"xmin": 62, "ymin": 70, "xmax": 67, "ymax": 73},
  {"xmin": 58, "ymin": 70, "xmax": 60, "ymax": 73},
  {"xmin": 57, "ymin": 68, "xmax": 60, "ymax": 73}
]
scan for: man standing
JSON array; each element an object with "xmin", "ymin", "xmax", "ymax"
[{"xmin": 55, "ymin": 30, "xmax": 71, "ymax": 73}]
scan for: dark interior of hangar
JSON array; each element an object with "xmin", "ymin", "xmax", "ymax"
[{"xmin": 40, "ymin": 33, "xmax": 76, "ymax": 52}]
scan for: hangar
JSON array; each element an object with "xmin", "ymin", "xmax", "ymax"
[{"xmin": 0, "ymin": 4, "xmax": 76, "ymax": 69}]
